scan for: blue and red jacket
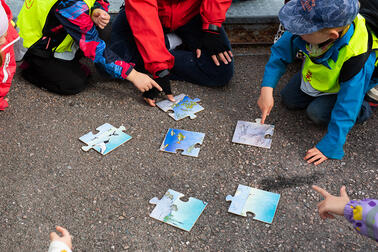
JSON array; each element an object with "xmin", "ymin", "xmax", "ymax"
[{"xmin": 33, "ymin": 0, "xmax": 133, "ymax": 80}]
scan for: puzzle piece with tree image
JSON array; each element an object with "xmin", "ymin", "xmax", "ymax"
[
  {"xmin": 156, "ymin": 93, "xmax": 204, "ymax": 121},
  {"xmin": 79, "ymin": 123, "xmax": 132, "ymax": 155},
  {"xmin": 226, "ymin": 184, "xmax": 280, "ymax": 224},
  {"xmin": 160, "ymin": 128, "xmax": 205, "ymax": 157},
  {"xmin": 149, "ymin": 189, "xmax": 207, "ymax": 231}
]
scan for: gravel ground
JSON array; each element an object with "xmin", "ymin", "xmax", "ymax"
[{"xmin": 0, "ymin": 47, "xmax": 377, "ymax": 251}]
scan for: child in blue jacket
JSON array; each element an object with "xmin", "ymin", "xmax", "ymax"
[{"xmin": 257, "ymin": 0, "xmax": 377, "ymax": 165}]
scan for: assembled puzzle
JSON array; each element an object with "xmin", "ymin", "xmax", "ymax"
[
  {"xmin": 160, "ymin": 128, "xmax": 205, "ymax": 157},
  {"xmin": 226, "ymin": 184, "xmax": 280, "ymax": 224},
  {"xmin": 156, "ymin": 93, "xmax": 204, "ymax": 121},
  {"xmin": 79, "ymin": 123, "xmax": 132, "ymax": 155},
  {"xmin": 149, "ymin": 189, "xmax": 207, "ymax": 231},
  {"xmin": 232, "ymin": 119, "xmax": 274, "ymax": 149}
]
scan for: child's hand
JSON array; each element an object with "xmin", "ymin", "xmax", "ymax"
[
  {"xmin": 257, "ymin": 87, "xmax": 274, "ymax": 124},
  {"xmin": 50, "ymin": 226, "xmax": 72, "ymax": 250},
  {"xmin": 127, "ymin": 69, "xmax": 163, "ymax": 93},
  {"xmin": 304, "ymin": 147, "xmax": 328, "ymax": 165},
  {"xmin": 312, "ymin": 185, "xmax": 350, "ymax": 219},
  {"xmin": 91, "ymin": 9, "xmax": 110, "ymax": 29}
]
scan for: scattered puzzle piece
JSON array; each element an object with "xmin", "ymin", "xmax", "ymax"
[
  {"xmin": 149, "ymin": 189, "xmax": 207, "ymax": 231},
  {"xmin": 79, "ymin": 123, "xmax": 132, "ymax": 155},
  {"xmin": 232, "ymin": 119, "xmax": 274, "ymax": 149},
  {"xmin": 156, "ymin": 93, "xmax": 204, "ymax": 121},
  {"xmin": 160, "ymin": 129, "xmax": 205, "ymax": 157},
  {"xmin": 226, "ymin": 184, "xmax": 280, "ymax": 224}
]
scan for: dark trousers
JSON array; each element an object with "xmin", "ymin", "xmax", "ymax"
[
  {"xmin": 109, "ymin": 10, "xmax": 234, "ymax": 87},
  {"xmin": 281, "ymin": 72, "xmax": 372, "ymax": 125},
  {"xmin": 22, "ymin": 51, "xmax": 88, "ymax": 95}
]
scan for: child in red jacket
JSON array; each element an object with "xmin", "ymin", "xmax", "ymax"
[{"xmin": 0, "ymin": 0, "xmax": 19, "ymax": 111}]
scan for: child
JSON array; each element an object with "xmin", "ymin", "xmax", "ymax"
[
  {"xmin": 17, "ymin": 0, "xmax": 161, "ymax": 96},
  {"xmin": 257, "ymin": 0, "xmax": 378, "ymax": 165},
  {"xmin": 312, "ymin": 185, "xmax": 378, "ymax": 241},
  {"xmin": 48, "ymin": 226, "xmax": 72, "ymax": 252},
  {"xmin": 0, "ymin": 0, "xmax": 19, "ymax": 110}
]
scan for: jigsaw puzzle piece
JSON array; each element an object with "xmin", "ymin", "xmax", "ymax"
[
  {"xmin": 169, "ymin": 96, "xmax": 204, "ymax": 121},
  {"xmin": 160, "ymin": 129, "xmax": 205, "ymax": 157},
  {"xmin": 149, "ymin": 189, "xmax": 207, "ymax": 231},
  {"xmin": 226, "ymin": 184, "xmax": 280, "ymax": 224},
  {"xmin": 156, "ymin": 93, "xmax": 187, "ymax": 112},
  {"xmin": 226, "ymin": 184, "xmax": 251, "ymax": 216},
  {"xmin": 232, "ymin": 120, "xmax": 275, "ymax": 149},
  {"xmin": 244, "ymin": 188, "xmax": 280, "ymax": 224},
  {"xmin": 79, "ymin": 123, "xmax": 131, "ymax": 155}
]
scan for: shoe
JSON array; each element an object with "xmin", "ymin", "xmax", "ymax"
[{"xmin": 366, "ymin": 86, "xmax": 378, "ymax": 107}]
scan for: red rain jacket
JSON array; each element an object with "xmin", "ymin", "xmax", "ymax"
[
  {"xmin": 125, "ymin": 0, "xmax": 232, "ymax": 76},
  {"xmin": 0, "ymin": 0, "xmax": 19, "ymax": 110}
]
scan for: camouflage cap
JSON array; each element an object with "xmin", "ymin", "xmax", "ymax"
[{"xmin": 279, "ymin": 0, "xmax": 359, "ymax": 35}]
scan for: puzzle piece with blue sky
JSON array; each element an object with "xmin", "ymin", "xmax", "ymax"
[
  {"xmin": 226, "ymin": 184, "xmax": 280, "ymax": 224},
  {"xmin": 160, "ymin": 128, "xmax": 205, "ymax": 157},
  {"xmin": 79, "ymin": 123, "xmax": 132, "ymax": 155},
  {"xmin": 156, "ymin": 93, "xmax": 203, "ymax": 121},
  {"xmin": 149, "ymin": 189, "xmax": 207, "ymax": 231}
]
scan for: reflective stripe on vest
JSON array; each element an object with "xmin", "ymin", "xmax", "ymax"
[
  {"xmin": 302, "ymin": 15, "xmax": 378, "ymax": 93},
  {"xmin": 17, "ymin": 0, "xmax": 96, "ymax": 53}
]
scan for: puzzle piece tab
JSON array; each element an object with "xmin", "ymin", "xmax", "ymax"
[
  {"xmin": 226, "ymin": 184, "xmax": 280, "ymax": 224},
  {"xmin": 149, "ymin": 189, "xmax": 207, "ymax": 231},
  {"xmin": 156, "ymin": 93, "xmax": 204, "ymax": 121},
  {"xmin": 79, "ymin": 123, "xmax": 132, "ymax": 155},
  {"xmin": 160, "ymin": 128, "xmax": 205, "ymax": 157},
  {"xmin": 232, "ymin": 119, "xmax": 274, "ymax": 149}
]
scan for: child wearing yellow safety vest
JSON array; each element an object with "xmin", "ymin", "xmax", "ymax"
[
  {"xmin": 17, "ymin": 0, "xmax": 162, "ymax": 96},
  {"xmin": 257, "ymin": 0, "xmax": 378, "ymax": 165}
]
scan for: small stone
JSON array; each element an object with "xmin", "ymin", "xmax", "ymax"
[{"xmin": 119, "ymin": 216, "xmax": 125, "ymax": 220}]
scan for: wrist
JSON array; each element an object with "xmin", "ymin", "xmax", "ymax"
[
  {"xmin": 126, "ymin": 69, "xmax": 137, "ymax": 82},
  {"xmin": 261, "ymin": 86, "xmax": 274, "ymax": 95}
]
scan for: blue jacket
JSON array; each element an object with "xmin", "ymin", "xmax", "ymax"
[{"xmin": 261, "ymin": 25, "xmax": 377, "ymax": 159}]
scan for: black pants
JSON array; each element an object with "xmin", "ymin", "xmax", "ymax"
[
  {"xmin": 110, "ymin": 11, "xmax": 234, "ymax": 87},
  {"xmin": 22, "ymin": 52, "xmax": 88, "ymax": 95}
]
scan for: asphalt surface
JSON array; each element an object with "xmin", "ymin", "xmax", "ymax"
[{"xmin": 0, "ymin": 47, "xmax": 377, "ymax": 251}]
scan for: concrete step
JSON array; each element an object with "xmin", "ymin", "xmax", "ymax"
[{"xmin": 7, "ymin": 0, "xmax": 282, "ymax": 24}]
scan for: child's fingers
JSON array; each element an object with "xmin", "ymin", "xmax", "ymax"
[
  {"xmin": 196, "ymin": 49, "xmax": 201, "ymax": 58},
  {"xmin": 151, "ymin": 80, "xmax": 162, "ymax": 92},
  {"xmin": 261, "ymin": 110, "xmax": 268, "ymax": 124},
  {"xmin": 167, "ymin": 94, "xmax": 175, "ymax": 102},
  {"xmin": 211, "ymin": 55, "xmax": 220, "ymax": 66},
  {"xmin": 312, "ymin": 185, "xmax": 331, "ymax": 198},
  {"xmin": 306, "ymin": 154, "xmax": 321, "ymax": 164},
  {"xmin": 314, "ymin": 156, "xmax": 327, "ymax": 165},
  {"xmin": 325, "ymin": 212, "xmax": 335, "ymax": 219},
  {"xmin": 50, "ymin": 232, "xmax": 60, "ymax": 241},
  {"xmin": 340, "ymin": 185, "xmax": 348, "ymax": 198},
  {"xmin": 144, "ymin": 98, "xmax": 156, "ymax": 107},
  {"xmin": 56, "ymin": 226, "xmax": 70, "ymax": 237}
]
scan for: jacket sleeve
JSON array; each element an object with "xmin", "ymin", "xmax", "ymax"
[
  {"xmin": 261, "ymin": 32, "xmax": 297, "ymax": 88},
  {"xmin": 344, "ymin": 199, "xmax": 378, "ymax": 241},
  {"xmin": 316, "ymin": 53, "xmax": 377, "ymax": 159},
  {"xmin": 200, "ymin": 0, "xmax": 232, "ymax": 30},
  {"xmin": 125, "ymin": 0, "xmax": 174, "ymax": 76},
  {"xmin": 55, "ymin": 0, "xmax": 133, "ymax": 80},
  {"xmin": 48, "ymin": 241, "xmax": 72, "ymax": 252},
  {"xmin": 93, "ymin": 0, "xmax": 109, "ymax": 11}
]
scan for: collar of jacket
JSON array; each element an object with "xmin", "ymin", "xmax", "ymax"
[{"xmin": 292, "ymin": 23, "xmax": 355, "ymax": 69}]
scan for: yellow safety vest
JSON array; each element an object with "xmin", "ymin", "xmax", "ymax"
[
  {"xmin": 17, "ymin": 0, "xmax": 96, "ymax": 53},
  {"xmin": 302, "ymin": 15, "xmax": 378, "ymax": 93}
]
